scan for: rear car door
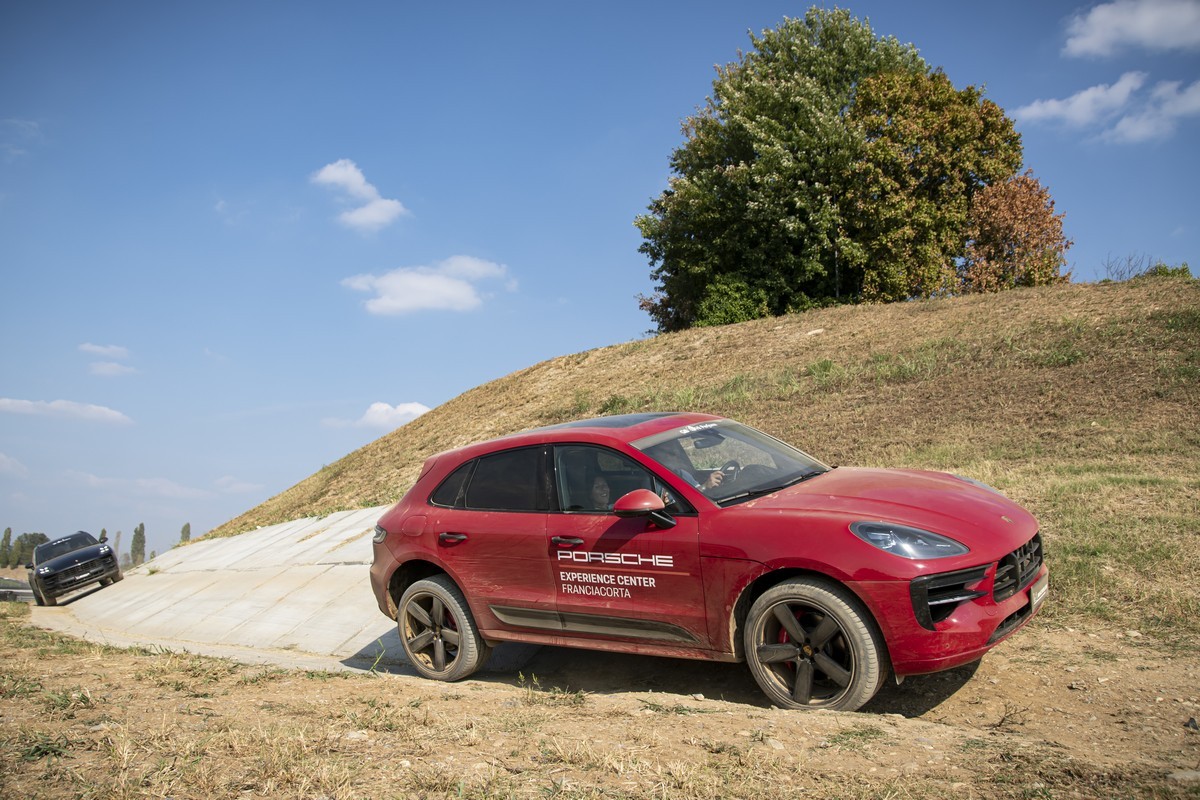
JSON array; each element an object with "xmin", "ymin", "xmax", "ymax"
[{"xmin": 426, "ymin": 446, "xmax": 557, "ymax": 630}]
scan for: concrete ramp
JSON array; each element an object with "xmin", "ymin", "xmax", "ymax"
[{"xmin": 30, "ymin": 507, "xmax": 408, "ymax": 672}]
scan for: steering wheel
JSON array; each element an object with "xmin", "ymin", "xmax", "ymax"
[{"xmin": 719, "ymin": 460, "xmax": 742, "ymax": 482}]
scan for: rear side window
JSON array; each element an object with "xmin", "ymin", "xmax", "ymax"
[
  {"xmin": 462, "ymin": 447, "xmax": 543, "ymax": 511},
  {"xmin": 430, "ymin": 462, "xmax": 474, "ymax": 508}
]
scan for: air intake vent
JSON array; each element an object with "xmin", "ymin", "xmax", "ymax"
[{"xmin": 910, "ymin": 566, "xmax": 989, "ymax": 631}]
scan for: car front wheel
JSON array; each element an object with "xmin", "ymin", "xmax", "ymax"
[
  {"xmin": 744, "ymin": 577, "xmax": 885, "ymax": 712},
  {"xmin": 397, "ymin": 576, "xmax": 491, "ymax": 682}
]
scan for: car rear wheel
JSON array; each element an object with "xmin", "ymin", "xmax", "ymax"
[
  {"xmin": 744, "ymin": 577, "xmax": 885, "ymax": 712},
  {"xmin": 397, "ymin": 576, "xmax": 491, "ymax": 682}
]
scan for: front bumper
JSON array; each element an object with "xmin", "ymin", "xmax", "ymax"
[
  {"xmin": 39, "ymin": 556, "xmax": 121, "ymax": 596},
  {"xmin": 849, "ymin": 560, "xmax": 1049, "ymax": 676}
]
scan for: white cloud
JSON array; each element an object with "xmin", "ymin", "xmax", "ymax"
[
  {"xmin": 1065, "ymin": 0, "xmax": 1200, "ymax": 57},
  {"xmin": 215, "ymin": 475, "xmax": 264, "ymax": 494},
  {"xmin": 311, "ymin": 158, "xmax": 408, "ymax": 232},
  {"xmin": 1016, "ymin": 72, "xmax": 1200, "ymax": 143},
  {"xmin": 0, "ymin": 398, "xmax": 132, "ymax": 425},
  {"xmin": 0, "ymin": 452, "xmax": 29, "ymax": 479},
  {"xmin": 1, "ymin": 118, "xmax": 42, "ymax": 160},
  {"xmin": 1014, "ymin": 71, "xmax": 1148, "ymax": 125},
  {"xmin": 66, "ymin": 471, "xmax": 209, "ymax": 499},
  {"xmin": 79, "ymin": 342, "xmax": 130, "ymax": 359},
  {"xmin": 324, "ymin": 401, "xmax": 431, "ymax": 430},
  {"xmin": 359, "ymin": 401, "xmax": 431, "ymax": 429},
  {"xmin": 343, "ymin": 255, "xmax": 515, "ymax": 315},
  {"xmin": 90, "ymin": 361, "xmax": 138, "ymax": 377},
  {"xmin": 1103, "ymin": 78, "xmax": 1200, "ymax": 140}
]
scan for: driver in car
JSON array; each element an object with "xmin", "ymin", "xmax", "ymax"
[{"xmin": 647, "ymin": 442, "xmax": 725, "ymax": 495}]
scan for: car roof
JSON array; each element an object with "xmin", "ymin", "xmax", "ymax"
[{"xmin": 437, "ymin": 412, "xmax": 724, "ymax": 462}]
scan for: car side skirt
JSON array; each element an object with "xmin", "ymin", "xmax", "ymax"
[
  {"xmin": 478, "ymin": 624, "xmax": 742, "ymax": 663},
  {"xmin": 489, "ymin": 604, "xmax": 699, "ymax": 644}
]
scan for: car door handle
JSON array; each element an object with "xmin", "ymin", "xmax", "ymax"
[
  {"xmin": 439, "ymin": 532, "xmax": 468, "ymax": 543},
  {"xmin": 551, "ymin": 536, "xmax": 584, "ymax": 546}
]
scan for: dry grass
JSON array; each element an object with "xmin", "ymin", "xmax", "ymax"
[
  {"xmin": 2, "ymin": 602, "xmax": 1190, "ymax": 799},
  {"xmin": 206, "ymin": 277, "xmax": 1200, "ymax": 638}
]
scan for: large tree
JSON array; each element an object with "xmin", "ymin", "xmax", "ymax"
[{"xmin": 636, "ymin": 8, "xmax": 1027, "ymax": 331}]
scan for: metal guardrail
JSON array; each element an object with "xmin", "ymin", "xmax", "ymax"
[{"xmin": 0, "ymin": 588, "xmax": 35, "ymax": 603}]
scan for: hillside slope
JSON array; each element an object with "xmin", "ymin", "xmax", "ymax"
[{"xmin": 209, "ymin": 277, "xmax": 1200, "ymax": 636}]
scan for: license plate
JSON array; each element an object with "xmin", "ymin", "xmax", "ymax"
[{"xmin": 1030, "ymin": 572, "xmax": 1049, "ymax": 612}]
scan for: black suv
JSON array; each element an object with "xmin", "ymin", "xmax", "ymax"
[{"xmin": 26, "ymin": 531, "xmax": 122, "ymax": 606}]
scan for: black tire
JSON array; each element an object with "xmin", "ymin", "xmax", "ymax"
[
  {"xmin": 744, "ymin": 577, "xmax": 885, "ymax": 712},
  {"xmin": 41, "ymin": 588, "xmax": 58, "ymax": 607},
  {"xmin": 112, "ymin": 572, "xmax": 123, "ymax": 583},
  {"xmin": 397, "ymin": 576, "xmax": 491, "ymax": 682},
  {"xmin": 32, "ymin": 587, "xmax": 45, "ymax": 607}
]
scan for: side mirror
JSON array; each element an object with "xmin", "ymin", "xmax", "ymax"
[{"xmin": 612, "ymin": 489, "xmax": 677, "ymax": 529}]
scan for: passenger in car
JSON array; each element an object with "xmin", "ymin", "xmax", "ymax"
[{"xmin": 589, "ymin": 475, "xmax": 612, "ymax": 510}]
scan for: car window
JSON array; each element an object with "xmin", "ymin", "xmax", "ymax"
[
  {"xmin": 430, "ymin": 461, "xmax": 474, "ymax": 508},
  {"xmin": 553, "ymin": 444, "xmax": 692, "ymax": 515},
  {"xmin": 462, "ymin": 447, "xmax": 543, "ymax": 512}
]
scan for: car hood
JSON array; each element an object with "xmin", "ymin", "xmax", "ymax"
[
  {"xmin": 38, "ymin": 544, "xmax": 111, "ymax": 571},
  {"xmin": 739, "ymin": 467, "xmax": 1037, "ymax": 545}
]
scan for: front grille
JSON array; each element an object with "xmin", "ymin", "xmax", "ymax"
[
  {"xmin": 910, "ymin": 566, "xmax": 989, "ymax": 631},
  {"xmin": 43, "ymin": 557, "xmax": 113, "ymax": 591},
  {"xmin": 993, "ymin": 533, "xmax": 1043, "ymax": 602}
]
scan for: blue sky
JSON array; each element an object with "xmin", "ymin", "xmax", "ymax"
[{"xmin": 2, "ymin": 1, "xmax": 1197, "ymax": 557}]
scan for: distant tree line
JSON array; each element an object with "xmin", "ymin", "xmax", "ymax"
[{"xmin": 636, "ymin": 7, "xmax": 1073, "ymax": 332}]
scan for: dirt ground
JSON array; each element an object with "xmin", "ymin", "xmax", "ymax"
[{"xmin": 3, "ymin": 605, "xmax": 1198, "ymax": 799}]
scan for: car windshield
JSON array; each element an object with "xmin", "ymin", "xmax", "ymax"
[
  {"xmin": 33, "ymin": 532, "xmax": 98, "ymax": 564},
  {"xmin": 632, "ymin": 421, "xmax": 829, "ymax": 506}
]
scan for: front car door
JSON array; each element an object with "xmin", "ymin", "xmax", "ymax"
[{"xmin": 549, "ymin": 444, "xmax": 709, "ymax": 650}]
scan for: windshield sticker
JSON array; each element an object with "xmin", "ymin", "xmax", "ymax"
[{"xmin": 677, "ymin": 423, "xmax": 719, "ymax": 435}]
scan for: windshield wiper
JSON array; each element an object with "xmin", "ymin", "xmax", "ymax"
[{"xmin": 719, "ymin": 469, "xmax": 827, "ymax": 505}]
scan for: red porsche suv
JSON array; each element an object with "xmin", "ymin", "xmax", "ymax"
[{"xmin": 370, "ymin": 413, "xmax": 1047, "ymax": 711}]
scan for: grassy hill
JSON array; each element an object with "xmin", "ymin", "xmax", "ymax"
[{"xmin": 209, "ymin": 277, "xmax": 1200, "ymax": 639}]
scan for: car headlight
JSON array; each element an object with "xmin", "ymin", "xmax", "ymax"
[
  {"xmin": 373, "ymin": 524, "xmax": 388, "ymax": 543},
  {"xmin": 36, "ymin": 566, "xmax": 52, "ymax": 575},
  {"xmin": 99, "ymin": 545, "xmax": 111, "ymax": 555},
  {"xmin": 850, "ymin": 521, "xmax": 969, "ymax": 559}
]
